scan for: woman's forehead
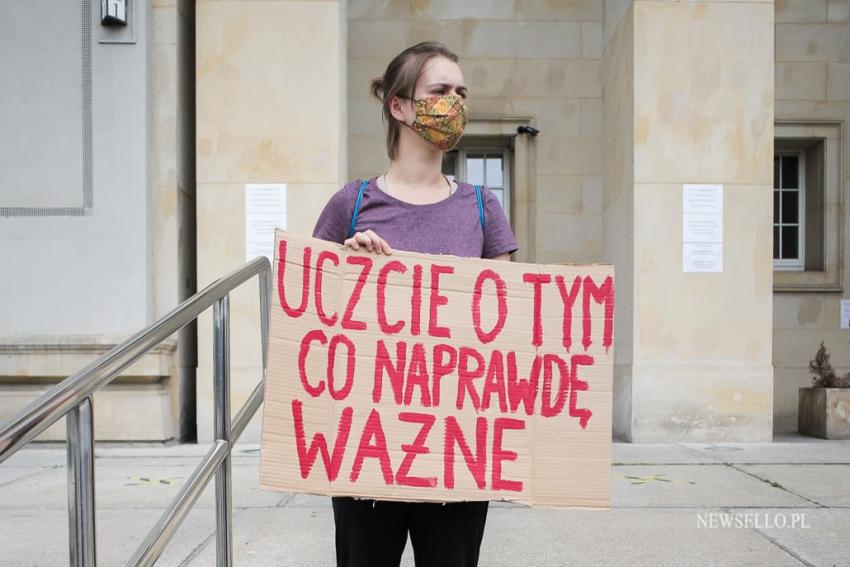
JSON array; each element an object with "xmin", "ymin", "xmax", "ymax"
[{"xmin": 418, "ymin": 57, "xmax": 464, "ymax": 87}]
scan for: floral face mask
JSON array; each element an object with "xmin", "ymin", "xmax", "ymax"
[{"xmin": 400, "ymin": 93, "xmax": 469, "ymax": 151}]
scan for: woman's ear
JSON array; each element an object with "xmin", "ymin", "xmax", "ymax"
[{"xmin": 388, "ymin": 95, "xmax": 409, "ymax": 124}]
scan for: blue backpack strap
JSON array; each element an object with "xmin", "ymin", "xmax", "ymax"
[
  {"xmin": 348, "ymin": 179, "xmax": 369, "ymax": 239},
  {"xmin": 473, "ymin": 184, "xmax": 485, "ymax": 231}
]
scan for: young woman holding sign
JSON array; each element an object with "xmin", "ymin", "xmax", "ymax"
[{"xmin": 313, "ymin": 42, "xmax": 518, "ymax": 567}]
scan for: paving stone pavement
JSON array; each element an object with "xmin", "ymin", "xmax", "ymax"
[{"xmin": 1, "ymin": 433, "xmax": 848, "ymax": 566}]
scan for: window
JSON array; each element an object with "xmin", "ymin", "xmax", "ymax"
[
  {"xmin": 773, "ymin": 120, "xmax": 842, "ymax": 292},
  {"xmin": 773, "ymin": 151, "xmax": 806, "ymax": 271},
  {"xmin": 442, "ymin": 119, "xmax": 533, "ymax": 263},
  {"xmin": 442, "ymin": 136, "xmax": 513, "ymax": 225}
]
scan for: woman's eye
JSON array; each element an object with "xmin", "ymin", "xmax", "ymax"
[{"xmin": 432, "ymin": 88, "xmax": 465, "ymax": 98}]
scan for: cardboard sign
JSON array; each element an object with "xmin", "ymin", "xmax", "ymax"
[{"xmin": 260, "ymin": 230, "xmax": 614, "ymax": 509}]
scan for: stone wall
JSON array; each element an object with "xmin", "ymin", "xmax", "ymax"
[
  {"xmin": 604, "ymin": 0, "xmax": 775, "ymax": 441},
  {"xmin": 195, "ymin": 0, "xmax": 347, "ymax": 442},
  {"xmin": 603, "ymin": 0, "xmax": 635, "ymax": 440},
  {"xmin": 773, "ymin": 0, "xmax": 850, "ymax": 431},
  {"xmin": 347, "ymin": 0, "xmax": 605, "ymax": 264},
  {"xmin": 0, "ymin": 0, "xmax": 178, "ymax": 441}
]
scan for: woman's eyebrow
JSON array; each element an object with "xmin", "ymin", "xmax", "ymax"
[{"xmin": 429, "ymin": 82, "xmax": 468, "ymax": 94}]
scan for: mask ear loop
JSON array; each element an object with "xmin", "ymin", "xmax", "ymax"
[{"xmin": 393, "ymin": 93, "xmax": 417, "ymax": 132}]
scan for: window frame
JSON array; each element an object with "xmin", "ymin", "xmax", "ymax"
[
  {"xmin": 773, "ymin": 150, "xmax": 806, "ymax": 272},
  {"xmin": 448, "ymin": 116, "xmax": 535, "ymax": 263},
  {"xmin": 443, "ymin": 135, "xmax": 515, "ymax": 228},
  {"xmin": 772, "ymin": 120, "xmax": 844, "ymax": 293},
  {"xmin": 449, "ymin": 148, "xmax": 512, "ymax": 224}
]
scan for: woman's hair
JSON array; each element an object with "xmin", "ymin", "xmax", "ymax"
[{"xmin": 370, "ymin": 41, "xmax": 460, "ymax": 160}]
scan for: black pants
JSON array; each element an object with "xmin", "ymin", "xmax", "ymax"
[{"xmin": 332, "ymin": 497, "xmax": 489, "ymax": 567}]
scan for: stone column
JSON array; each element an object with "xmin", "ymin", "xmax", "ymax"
[
  {"xmin": 604, "ymin": 0, "xmax": 775, "ymax": 441},
  {"xmin": 195, "ymin": 0, "xmax": 347, "ymax": 442}
]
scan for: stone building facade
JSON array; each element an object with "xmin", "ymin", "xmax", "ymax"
[{"xmin": 1, "ymin": 0, "xmax": 848, "ymax": 443}]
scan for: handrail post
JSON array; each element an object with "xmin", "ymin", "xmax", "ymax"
[
  {"xmin": 213, "ymin": 295, "xmax": 233, "ymax": 567},
  {"xmin": 259, "ymin": 268, "xmax": 271, "ymax": 372},
  {"xmin": 67, "ymin": 397, "xmax": 96, "ymax": 566}
]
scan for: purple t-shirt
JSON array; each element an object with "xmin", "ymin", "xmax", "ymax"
[{"xmin": 312, "ymin": 177, "xmax": 518, "ymax": 259}]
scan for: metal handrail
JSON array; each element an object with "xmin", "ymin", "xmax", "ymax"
[{"xmin": 0, "ymin": 256, "xmax": 272, "ymax": 566}]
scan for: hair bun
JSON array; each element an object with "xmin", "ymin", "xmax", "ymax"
[{"xmin": 370, "ymin": 77, "xmax": 384, "ymax": 101}]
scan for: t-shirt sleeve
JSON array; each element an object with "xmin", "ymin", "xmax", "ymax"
[
  {"xmin": 481, "ymin": 187, "xmax": 519, "ymax": 258},
  {"xmin": 312, "ymin": 186, "xmax": 353, "ymax": 245}
]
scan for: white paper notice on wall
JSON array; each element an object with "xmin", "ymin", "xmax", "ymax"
[
  {"xmin": 245, "ymin": 184, "xmax": 287, "ymax": 264},
  {"xmin": 683, "ymin": 184, "xmax": 723, "ymax": 272},
  {"xmin": 841, "ymin": 300, "xmax": 850, "ymax": 330},
  {"xmin": 683, "ymin": 243, "xmax": 723, "ymax": 272}
]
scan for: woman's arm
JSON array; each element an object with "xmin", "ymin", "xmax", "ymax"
[{"xmin": 491, "ymin": 253, "xmax": 510, "ymax": 262}]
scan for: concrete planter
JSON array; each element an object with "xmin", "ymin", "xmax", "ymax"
[{"xmin": 798, "ymin": 387, "xmax": 850, "ymax": 439}]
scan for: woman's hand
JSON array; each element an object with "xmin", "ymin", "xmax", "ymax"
[{"xmin": 344, "ymin": 230, "xmax": 393, "ymax": 255}]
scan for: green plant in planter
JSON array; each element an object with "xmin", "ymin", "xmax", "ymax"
[
  {"xmin": 799, "ymin": 341, "xmax": 850, "ymax": 439},
  {"xmin": 808, "ymin": 341, "xmax": 850, "ymax": 388}
]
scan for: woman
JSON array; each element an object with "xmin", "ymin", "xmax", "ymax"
[{"xmin": 312, "ymin": 41, "xmax": 518, "ymax": 567}]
